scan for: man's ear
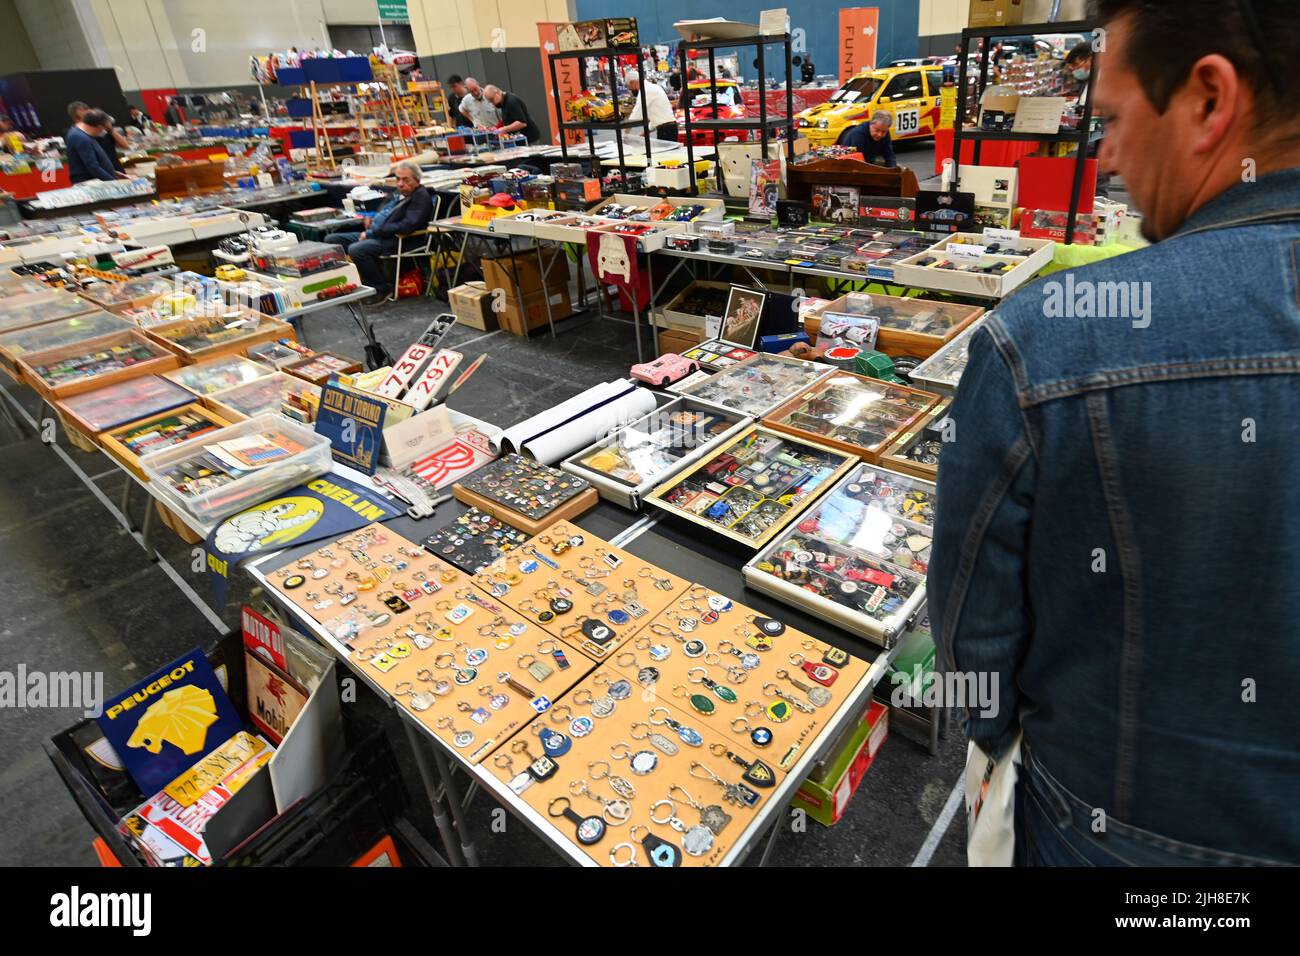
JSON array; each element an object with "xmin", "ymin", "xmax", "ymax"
[{"xmin": 1184, "ymin": 53, "xmax": 1241, "ymax": 155}]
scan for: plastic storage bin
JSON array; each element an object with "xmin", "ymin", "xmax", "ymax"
[
  {"xmin": 0, "ymin": 310, "xmax": 126, "ymax": 376},
  {"xmin": 141, "ymin": 413, "xmax": 332, "ymax": 523}
]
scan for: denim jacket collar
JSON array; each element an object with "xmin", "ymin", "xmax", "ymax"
[{"xmin": 1173, "ymin": 165, "xmax": 1300, "ymax": 239}]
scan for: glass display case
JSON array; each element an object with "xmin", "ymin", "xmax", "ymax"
[
  {"xmin": 679, "ymin": 339, "xmax": 757, "ymax": 372},
  {"xmin": 283, "ymin": 351, "xmax": 362, "ymax": 386},
  {"xmin": 146, "ymin": 310, "xmax": 291, "ymax": 362},
  {"xmin": 164, "ymin": 356, "xmax": 273, "ymax": 396},
  {"xmin": 81, "ymin": 275, "xmax": 180, "ymax": 312},
  {"xmin": 17, "ymin": 329, "xmax": 180, "ymax": 400},
  {"xmin": 810, "ymin": 292, "xmax": 984, "ymax": 359},
  {"xmin": 206, "ymin": 372, "xmax": 321, "ymax": 423},
  {"xmin": 0, "ymin": 310, "xmax": 127, "ymax": 376},
  {"xmin": 0, "ymin": 291, "xmax": 102, "ymax": 333},
  {"xmin": 56, "ymin": 374, "xmax": 194, "ymax": 436},
  {"xmin": 762, "ymin": 371, "xmax": 940, "ymax": 463},
  {"xmin": 562, "ymin": 396, "xmax": 752, "ymax": 509},
  {"xmin": 908, "ymin": 315, "xmax": 987, "ymax": 394},
  {"xmin": 252, "ymin": 241, "xmax": 347, "ymax": 278},
  {"xmin": 645, "ymin": 424, "xmax": 857, "ymax": 548},
  {"xmin": 669, "ymin": 353, "xmax": 833, "ymax": 418},
  {"xmin": 742, "ymin": 463, "xmax": 936, "ymax": 646},
  {"xmin": 878, "ymin": 397, "xmax": 952, "ymax": 482}
]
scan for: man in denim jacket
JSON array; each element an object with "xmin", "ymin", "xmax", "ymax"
[{"xmin": 929, "ymin": 0, "xmax": 1300, "ymax": 865}]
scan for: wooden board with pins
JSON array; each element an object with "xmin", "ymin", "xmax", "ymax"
[
  {"xmin": 264, "ymin": 522, "xmax": 599, "ymax": 764},
  {"xmin": 470, "ymin": 519, "xmax": 692, "ymax": 663},
  {"xmin": 485, "ymin": 664, "xmax": 784, "ymax": 867},
  {"xmin": 607, "ymin": 588, "xmax": 872, "ymax": 776},
  {"xmin": 452, "ymin": 452, "xmax": 599, "ymax": 536}
]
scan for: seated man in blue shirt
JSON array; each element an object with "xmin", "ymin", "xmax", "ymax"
[
  {"xmin": 839, "ymin": 110, "xmax": 897, "ymax": 168},
  {"xmin": 66, "ymin": 109, "xmax": 122, "ymax": 183},
  {"xmin": 323, "ymin": 161, "xmax": 433, "ymax": 302}
]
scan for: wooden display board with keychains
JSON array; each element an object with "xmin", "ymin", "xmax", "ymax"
[
  {"xmin": 265, "ymin": 522, "xmax": 601, "ymax": 764},
  {"xmin": 471, "ymin": 519, "xmax": 692, "ymax": 661},
  {"xmin": 606, "ymin": 590, "xmax": 872, "ymax": 773},
  {"xmin": 486, "ymin": 664, "xmax": 785, "ymax": 867}
]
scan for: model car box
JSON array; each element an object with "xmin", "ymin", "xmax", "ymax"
[
  {"xmin": 447, "ymin": 281, "xmax": 499, "ymax": 332},
  {"xmin": 555, "ymin": 178, "xmax": 602, "ymax": 205},
  {"xmin": 792, "ymin": 700, "xmax": 889, "ymax": 826}
]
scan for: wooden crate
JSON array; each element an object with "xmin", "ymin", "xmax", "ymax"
[
  {"xmin": 17, "ymin": 330, "xmax": 180, "ymax": 402},
  {"xmin": 144, "ymin": 311, "xmax": 296, "ymax": 364}
]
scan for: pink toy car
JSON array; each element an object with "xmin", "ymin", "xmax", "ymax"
[{"xmin": 631, "ymin": 353, "xmax": 700, "ymax": 388}]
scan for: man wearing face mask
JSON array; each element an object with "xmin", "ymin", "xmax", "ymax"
[{"xmin": 1062, "ymin": 41, "xmax": 1108, "ymax": 196}]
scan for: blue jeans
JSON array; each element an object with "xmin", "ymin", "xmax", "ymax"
[
  {"xmin": 323, "ymin": 231, "xmax": 398, "ymax": 295},
  {"xmin": 1016, "ymin": 745, "xmax": 1287, "ymax": 866}
]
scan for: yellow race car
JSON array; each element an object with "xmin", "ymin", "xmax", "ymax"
[{"xmin": 797, "ymin": 64, "xmax": 948, "ymax": 148}]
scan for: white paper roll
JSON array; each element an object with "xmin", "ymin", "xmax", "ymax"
[
  {"xmin": 493, "ymin": 380, "xmax": 622, "ymax": 455},
  {"xmin": 522, "ymin": 385, "xmax": 658, "ymax": 465}
]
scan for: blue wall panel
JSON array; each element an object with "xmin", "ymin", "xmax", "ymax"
[{"xmin": 573, "ymin": 0, "xmax": 920, "ymax": 83}]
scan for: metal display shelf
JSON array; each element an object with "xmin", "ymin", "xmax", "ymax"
[
  {"xmin": 677, "ymin": 31, "xmax": 795, "ymax": 196},
  {"xmin": 547, "ymin": 44, "xmax": 653, "ymax": 190},
  {"xmin": 951, "ymin": 19, "xmax": 1100, "ymax": 244}
]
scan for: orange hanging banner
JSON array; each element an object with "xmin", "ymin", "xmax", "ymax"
[
  {"xmin": 839, "ymin": 8, "xmax": 880, "ymax": 85},
  {"xmin": 538, "ymin": 22, "xmax": 586, "ymax": 146}
]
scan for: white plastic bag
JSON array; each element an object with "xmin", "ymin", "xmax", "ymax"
[{"xmin": 965, "ymin": 733, "xmax": 1022, "ymax": 866}]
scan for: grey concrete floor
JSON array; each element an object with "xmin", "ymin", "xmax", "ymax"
[{"xmin": 0, "ymin": 149, "xmax": 972, "ymax": 866}]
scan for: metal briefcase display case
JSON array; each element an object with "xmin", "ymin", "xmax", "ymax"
[
  {"xmin": 742, "ymin": 462, "xmax": 935, "ymax": 647},
  {"xmin": 562, "ymin": 395, "xmax": 753, "ymax": 510}
]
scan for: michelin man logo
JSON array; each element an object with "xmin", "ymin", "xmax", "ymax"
[{"xmin": 213, "ymin": 496, "xmax": 325, "ymax": 555}]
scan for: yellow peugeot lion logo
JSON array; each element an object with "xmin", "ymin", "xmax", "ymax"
[{"xmin": 126, "ymin": 685, "xmax": 220, "ymax": 755}]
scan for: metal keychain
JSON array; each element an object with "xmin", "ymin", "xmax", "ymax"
[
  {"xmin": 649, "ymin": 798, "xmax": 714, "ymax": 857},
  {"xmin": 669, "ymin": 783, "xmax": 733, "ymax": 835},
  {"xmin": 629, "ymin": 721, "xmax": 679, "ymax": 757},
  {"xmin": 589, "ymin": 759, "xmax": 637, "ymax": 799},
  {"xmin": 569, "ymin": 779, "xmax": 632, "ymax": 825},
  {"xmin": 610, "ymin": 741, "xmax": 659, "ymax": 776},
  {"xmin": 690, "ymin": 760, "xmax": 761, "ymax": 809}
]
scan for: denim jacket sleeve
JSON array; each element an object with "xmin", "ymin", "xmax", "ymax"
[{"xmin": 928, "ymin": 324, "xmax": 1036, "ymax": 759}]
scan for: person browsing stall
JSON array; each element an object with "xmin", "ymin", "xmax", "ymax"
[
  {"xmin": 928, "ymin": 0, "xmax": 1300, "ymax": 866},
  {"xmin": 66, "ymin": 109, "xmax": 124, "ymax": 183},
  {"xmin": 322, "ymin": 161, "xmax": 432, "ymax": 303},
  {"xmin": 446, "ymin": 74, "xmax": 470, "ymax": 126},
  {"xmin": 484, "ymin": 84, "xmax": 540, "ymax": 143},
  {"xmin": 623, "ymin": 73, "xmax": 677, "ymax": 142},
  {"xmin": 839, "ymin": 111, "xmax": 897, "ymax": 168},
  {"xmin": 459, "ymin": 77, "xmax": 501, "ymax": 129}
]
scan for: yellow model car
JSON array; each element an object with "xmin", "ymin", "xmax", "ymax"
[{"xmin": 797, "ymin": 65, "xmax": 948, "ymax": 148}]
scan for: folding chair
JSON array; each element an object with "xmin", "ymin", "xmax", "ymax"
[{"xmin": 378, "ymin": 193, "xmax": 442, "ymax": 302}]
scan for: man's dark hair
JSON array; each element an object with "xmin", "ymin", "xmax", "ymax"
[
  {"xmin": 1065, "ymin": 42, "xmax": 1093, "ymax": 66},
  {"xmin": 81, "ymin": 108, "xmax": 109, "ymax": 128},
  {"xmin": 67, "ymin": 100, "xmax": 89, "ymax": 120},
  {"xmin": 1096, "ymin": 0, "xmax": 1298, "ymax": 123},
  {"xmin": 447, "ymin": 74, "xmax": 464, "ymax": 86}
]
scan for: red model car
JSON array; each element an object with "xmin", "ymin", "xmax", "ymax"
[{"xmin": 675, "ymin": 79, "xmax": 748, "ymax": 146}]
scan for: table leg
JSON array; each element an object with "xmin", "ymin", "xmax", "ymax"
[
  {"xmin": 430, "ymin": 741, "xmax": 481, "ymax": 866},
  {"xmin": 119, "ymin": 478, "xmax": 137, "ymax": 533},
  {"xmin": 630, "ymin": 299, "xmax": 644, "ymax": 364},
  {"xmin": 535, "ymin": 243, "xmax": 557, "ymax": 340},
  {"xmin": 645, "ymin": 251, "xmax": 660, "ymax": 359},
  {"xmin": 140, "ymin": 498, "xmax": 157, "ymax": 563},
  {"xmin": 403, "ymin": 721, "xmax": 469, "ymax": 867}
]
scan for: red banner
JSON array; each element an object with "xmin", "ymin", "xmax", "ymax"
[{"xmin": 839, "ymin": 8, "xmax": 879, "ymax": 85}]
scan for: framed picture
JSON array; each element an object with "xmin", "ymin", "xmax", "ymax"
[{"xmin": 720, "ymin": 286, "xmax": 766, "ymax": 349}]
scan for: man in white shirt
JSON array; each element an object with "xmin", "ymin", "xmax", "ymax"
[
  {"xmin": 459, "ymin": 77, "xmax": 501, "ymax": 129},
  {"xmin": 624, "ymin": 74, "xmax": 678, "ymax": 142}
]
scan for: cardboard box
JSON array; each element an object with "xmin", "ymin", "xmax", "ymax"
[
  {"xmin": 499, "ymin": 286, "xmax": 573, "ymax": 337},
  {"xmin": 968, "ymin": 0, "xmax": 1025, "ymax": 28},
  {"xmin": 481, "ymin": 248, "xmax": 570, "ymax": 300},
  {"xmin": 447, "ymin": 281, "xmax": 498, "ymax": 331},
  {"xmin": 792, "ymin": 700, "xmax": 890, "ymax": 826},
  {"xmin": 657, "ymin": 327, "xmax": 704, "ymax": 357},
  {"xmin": 556, "ymin": 178, "xmax": 602, "ymax": 204}
]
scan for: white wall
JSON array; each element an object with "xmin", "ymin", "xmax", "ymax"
[{"xmin": 14, "ymin": 0, "xmax": 97, "ymax": 69}]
